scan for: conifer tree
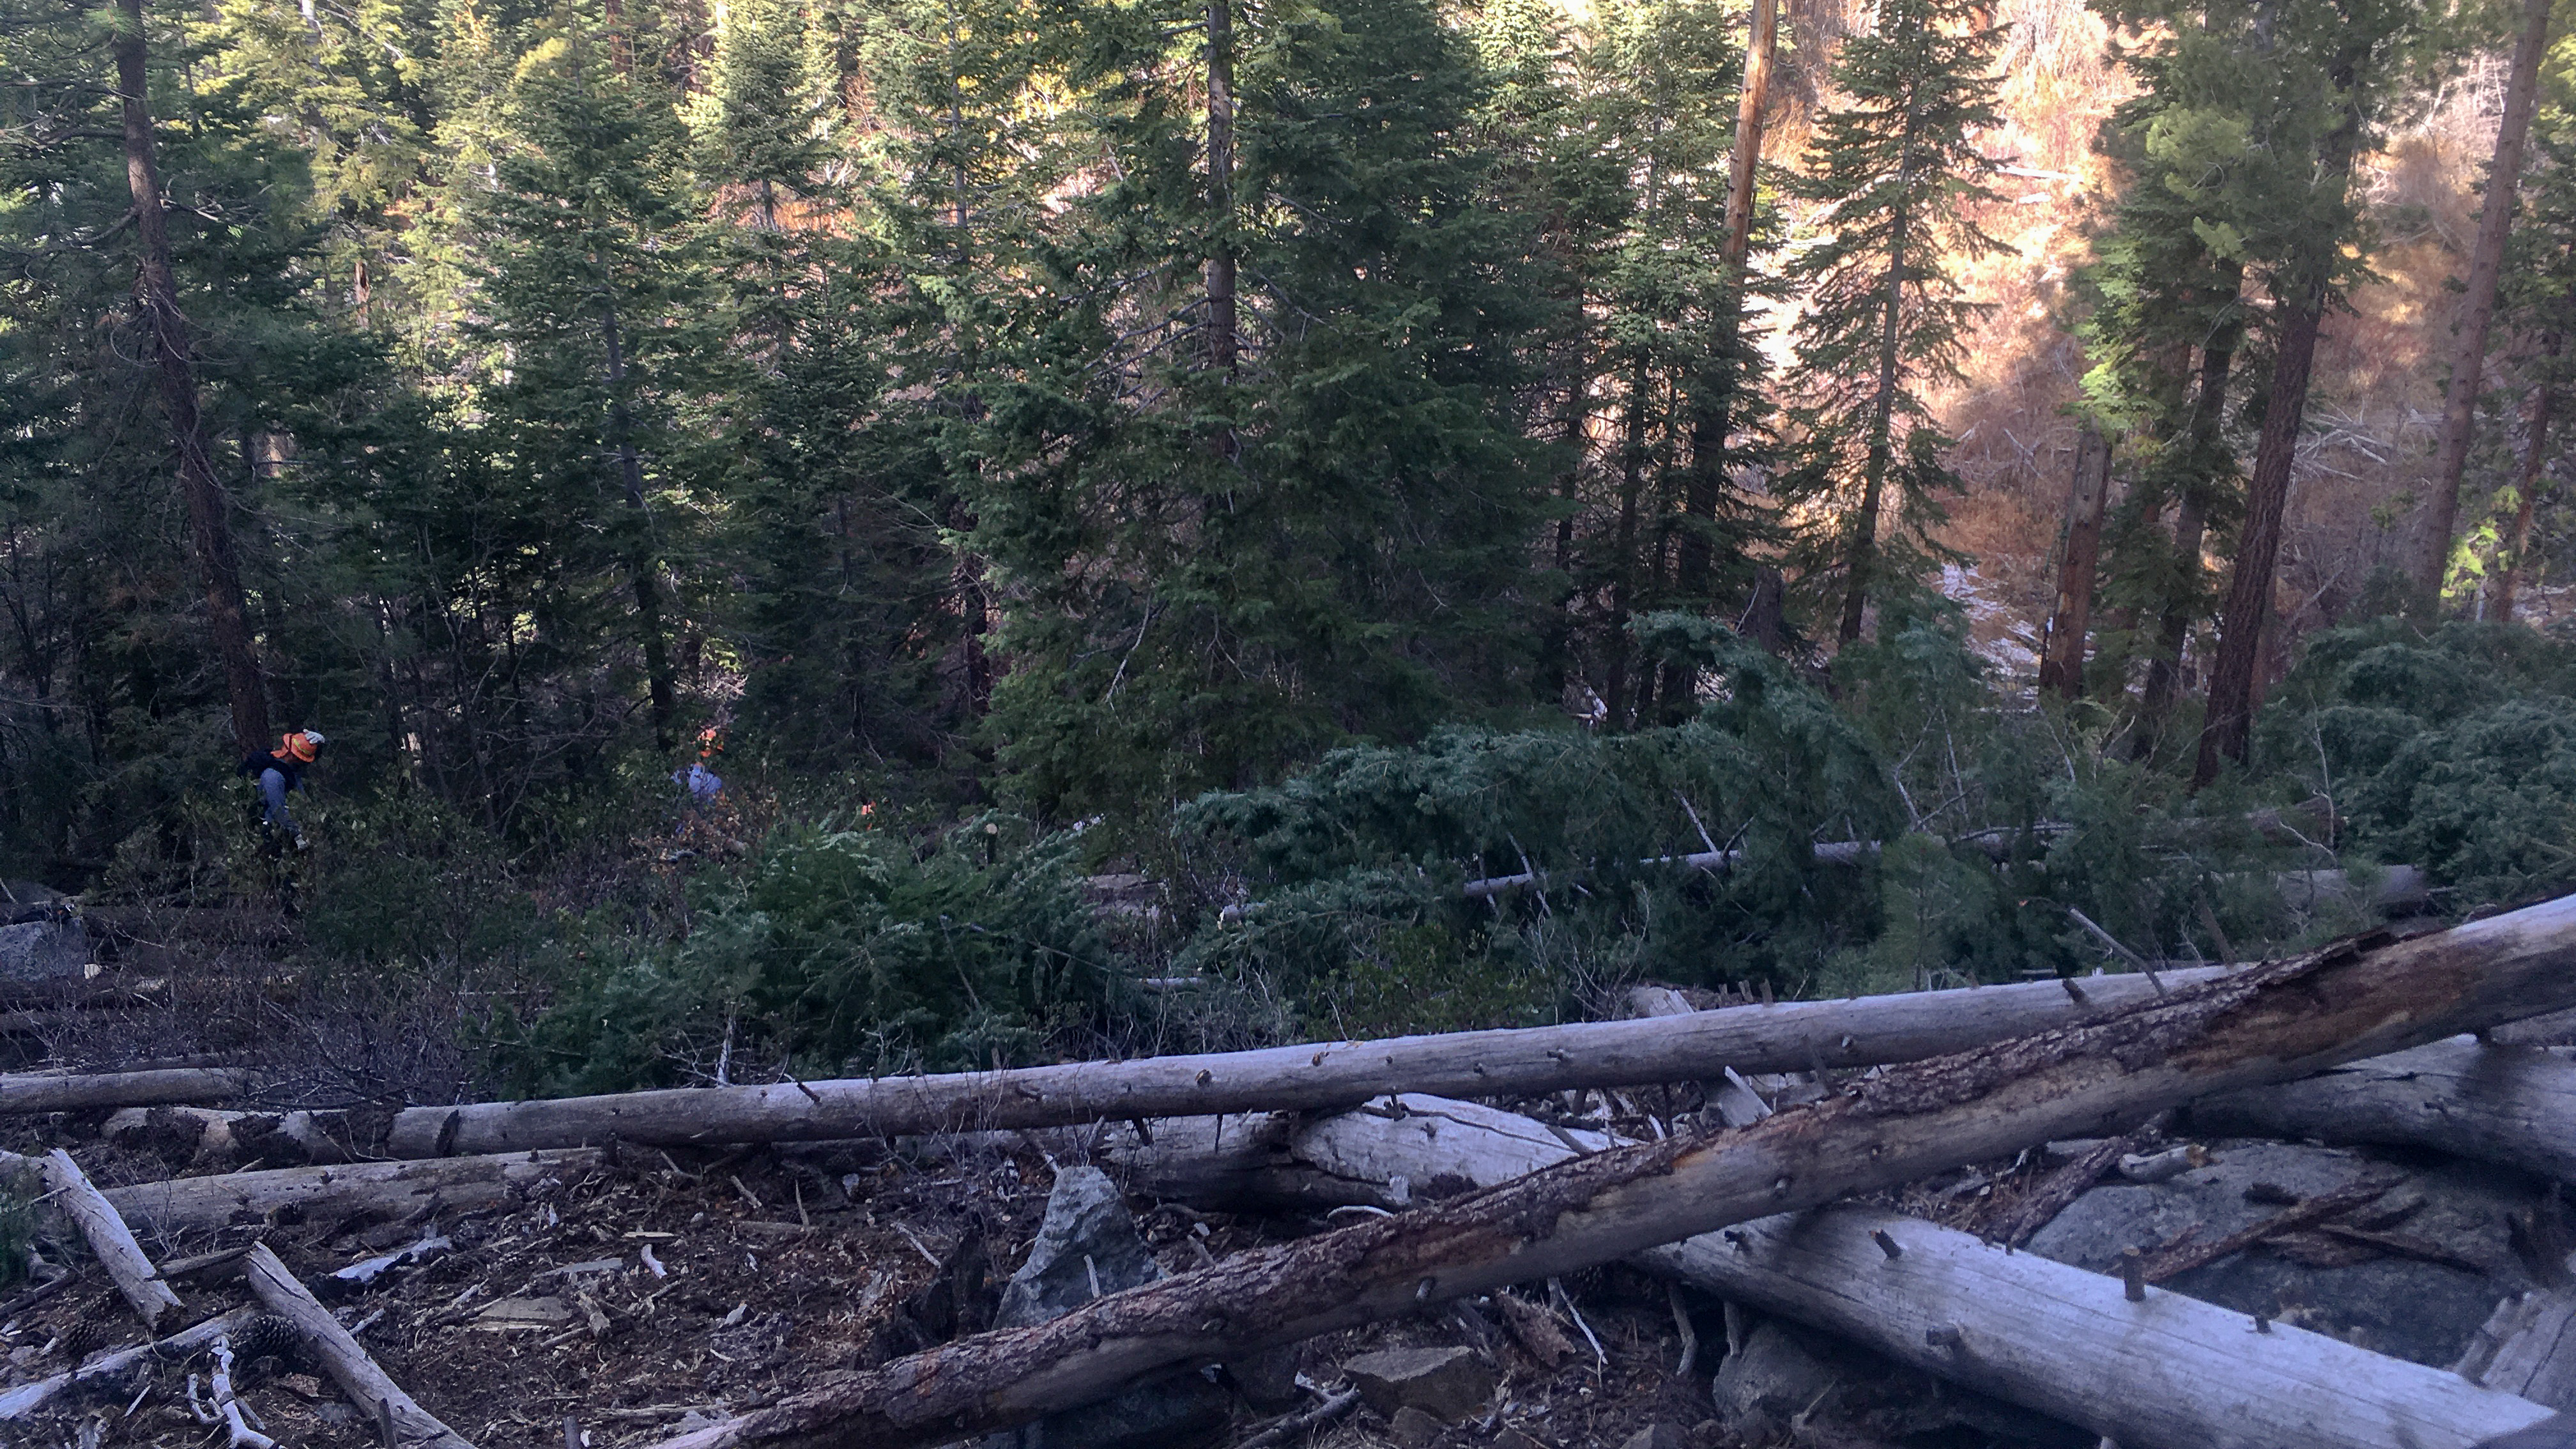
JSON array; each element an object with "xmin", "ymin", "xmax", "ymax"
[
  {"xmin": 1778, "ymin": 0, "xmax": 2003, "ymax": 646},
  {"xmin": 457, "ymin": 7, "xmax": 712, "ymax": 752}
]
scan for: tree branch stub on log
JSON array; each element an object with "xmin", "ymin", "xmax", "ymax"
[
  {"xmin": 389, "ymin": 969, "xmax": 2229, "ymax": 1156},
  {"xmin": 243, "ymin": 1244, "xmax": 475, "ymax": 1449},
  {"xmin": 647, "ymin": 896, "xmax": 2576, "ymax": 1449}
]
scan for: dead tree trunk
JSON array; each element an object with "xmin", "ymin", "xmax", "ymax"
[
  {"xmin": 2037, "ymin": 427, "xmax": 2112, "ymax": 698},
  {"xmin": 2415, "ymin": 0, "xmax": 2556, "ymax": 601},
  {"xmin": 105, "ymin": 1148, "xmax": 602, "ymax": 1235},
  {"xmin": 114, "ymin": 0, "xmax": 269, "ymax": 754},
  {"xmin": 1205, "ymin": 0, "xmax": 1236, "ymax": 378},
  {"xmin": 38, "ymin": 1149, "xmax": 181, "ymax": 1331},
  {"xmin": 387, "ymin": 969, "xmax": 2224, "ymax": 1156},
  {"xmin": 244, "ymin": 1245, "xmax": 476, "ymax": 1449},
  {"xmin": 0, "ymin": 1067, "xmax": 245, "ymax": 1114},
  {"xmin": 2189, "ymin": 1036, "xmax": 2576, "ymax": 1181},
  {"xmin": 647, "ymin": 896, "xmax": 2576, "ymax": 1449}
]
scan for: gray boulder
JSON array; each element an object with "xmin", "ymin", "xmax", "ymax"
[
  {"xmin": 2027, "ymin": 1138, "xmax": 2542, "ymax": 1367},
  {"xmin": 0, "ymin": 917, "xmax": 86, "ymax": 983},
  {"xmin": 1344, "ymin": 1345, "xmax": 1493, "ymax": 1420},
  {"xmin": 985, "ymin": 1167, "xmax": 1229, "ymax": 1449}
]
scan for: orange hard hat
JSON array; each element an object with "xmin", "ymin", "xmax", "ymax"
[{"xmin": 282, "ymin": 730, "xmax": 323, "ymax": 763}]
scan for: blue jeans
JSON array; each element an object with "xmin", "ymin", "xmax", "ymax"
[{"xmin": 257, "ymin": 769, "xmax": 298, "ymax": 834}]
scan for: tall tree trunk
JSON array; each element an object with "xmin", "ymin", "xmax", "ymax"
[
  {"xmin": 2413, "ymin": 0, "xmax": 2554, "ymax": 601},
  {"xmin": 2136, "ymin": 283, "xmax": 2242, "ymax": 753},
  {"xmin": 600, "ymin": 299, "xmax": 678, "ymax": 751},
  {"xmin": 2496, "ymin": 370, "xmax": 2557, "ymax": 624},
  {"xmin": 1838, "ymin": 192, "xmax": 1912, "ymax": 645},
  {"xmin": 2194, "ymin": 296, "xmax": 2324, "ymax": 788},
  {"xmin": 1602, "ymin": 355, "xmax": 1653, "ymax": 728},
  {"xmin": 2193, "ymin": 74, "xmax": 2365, "ymax": 790},
  {"xmin": 2037, "ymin": 427, "xmax": 2111, "ymax": 697},
  {"xmin": 1671, "ymin": 0, "xmax": 1779, "ymax": 613},
  {"xmin": 1205, "ymin": 0, "xmax": 1236, "ymax": 378},
  {"xmin": 114, "ymin": 0, "xmax": 270, "ymax": 756}
]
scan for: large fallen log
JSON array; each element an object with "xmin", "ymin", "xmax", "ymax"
[
  {"xmin": 0, "ymin": 1308, "xmax": 249, "ymax": 1420},
  {"xmin": 2190, "ymin": 1037, "xmax": 2576, "ymax": 1182},
  {"xmin": 1127, "ymin": 1092, "xmax": 2552, "ymax": 1448},
  {"xmin": 103, "ymin": 1149, "xmax": 603, "ymax": 1236},
  {"xmin": 244, "ymin": 1244, "xmax": 475, "ymax": 1449},
  {"xmin": 390, "ymin": 967, "xmax": 2227, "ymax": 1156},
  {"xmin": 0, "ymin": 1067, "xmax": 245, "ymax": 1114},
  {"xmin": 647, "ymin": 895, "xmax": 2576, "ymax": 1449}
]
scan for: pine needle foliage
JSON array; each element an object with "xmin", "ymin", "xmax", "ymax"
[{"xmin": 1777, "ymin": 0, "xmax": 2005, "ymax": 644}]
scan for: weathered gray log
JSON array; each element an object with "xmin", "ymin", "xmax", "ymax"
[
  {"xmin": 0, "ymin": 1067, "xmax": 245, "ymax": 1114},
  {"xmin": 104, "ymin": 1105, "xmax": 353, "ymax": 1166},
  {"xmin": 645, "ymin": 896, "xmax": 2576, "ymax": 1449},
  {"xmin": 0, "ymin": 1308, "xmax": 248, "ymax": 1420},
  {"xmin": 103, "ymin": 1149, "xmax": 602, "ymax": 1235},
  {"xmin": 36, "ymin": 1149, "xmax": 182, "ymax": 1330},
  {"xmin": 2190, "ymin": 1037, "xmax": 2576, "ymax": 1183},
  {"xmin": 243, "ymin": 1244, "xmax": 475, "ymax": 1449},
  {"xmin": 390, "ymin": 967, "xmax": 2226, "ymax": 1156},
  {"xmin": 2462, "ymin": 1292, "xmax": 2576, "ymax": 1410}
]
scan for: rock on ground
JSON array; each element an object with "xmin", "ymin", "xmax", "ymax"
[
  {"xmin": 985, "ymin": 1166, "xmax": 1230, "ymax": 1449},
  {"xmin": 1344, "ymin": 1344, "xmax": 1495, "ymax": 1421},
  {"xmin": 0, "ymin": 917, "xmax": 85, "ymax": 983},
  {"xmin": 2027, "ymin": 1138, "xmax": 2545, "ymax": 1366}
]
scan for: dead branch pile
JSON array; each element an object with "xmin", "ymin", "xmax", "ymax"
[{"xmin": 10, "ymin": 898, "xmax": 2576, "ymax": 1449}]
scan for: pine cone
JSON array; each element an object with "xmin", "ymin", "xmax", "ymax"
[{"xmin": 229, "ymin": 1313, "xmax": 304, "ymax": 1370}]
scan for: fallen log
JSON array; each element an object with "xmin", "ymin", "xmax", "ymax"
[
  {"xmin": 646, "ymin": 895, "xmax": 2576, "ymax": 1449},
  {"xmin": 389, "ymin": 967, "xmax": 2225, "ymax": 1156},
  {"xmin": 103, "ymin": 1149, "xmax": 603, "ymax": 1236},
  {"xmin": 0, "ymin": 1067, "xmax": 246, "ymax": 1114},
  {"xmin": 2191, "ymin": 1037, "xmax": 2576, "ymax": 1183},
  {"xmin": 104, "ymin": 1105, "xmax": 353, "ymax": 1166},
  {"xmin": 39, "ymin": 1149, "xmax": 183, "ymax": 1330},
  {"xmin": 243, "ymin": 1244, "xmax": 475, "ymax": 1449}
]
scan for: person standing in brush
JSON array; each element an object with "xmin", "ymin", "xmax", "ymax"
[{"xmin": 237, "ymin": 730, "xmax": 326, "ymax": 850}]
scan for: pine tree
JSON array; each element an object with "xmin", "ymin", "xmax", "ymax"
[
  {"xmin": 1777, "ymin": 0, "xmax": 2004, "ymax": 645},
  {"xmin": 967, "ymin": 0, "xmax": 1554, "ymax": 816},
  {"xmin": 456, "ymin": 6, "xmax": 714, "ymax": 753}
]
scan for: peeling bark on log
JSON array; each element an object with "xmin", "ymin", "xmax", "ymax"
[
  {"xmin": 647, "ymin": 898, "xmax": 2576, "ymax": 1449},
  {"xmin": 37, "ymin": 1149, "xmax": 183, "ymax": 1330},
  {"xmin": 243, "ymin": 1244, "xmax": 476, "ymax": 1449},
  {"xmin": 2189, "ymin": 1038, "xmax": 2576, "ymax": 1184},
  {"xmin": 103, "ymin": 1149, "xmax": 602, "ymax": 1236},
  {"xmin": 390, "ymin": 969, "xmax": 2225, "ymax": 1156},
  {"xmin": 0, "ymin": 1068, "xmax": 246, "ymax": 1114}
]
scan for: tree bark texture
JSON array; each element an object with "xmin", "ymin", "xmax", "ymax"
[
  {"xmin": 104, "ymin": 1148, "xmax": 602, "ymax": 1235},
  {"xmin": 0, "ymin": 1309, "xmax": 249, "ymax": 1420},
  {"xmin": 1839, "ymin": 185, "xmax": 1913, "ymax": 646},
  {"xmin": 2136, "ymin": 284, "xmax": 2242, "ymax": 749},
  {"xmin": 600, "ymin": 300, "xmax": 677, "ymax": 751},
  {"xmin": 244, "ymin": 1245, "xmax": 477, "ymax": 1449},
  {"xmin": 2194, "ymin": 295, "xmax": 2323, "ymax": 787},
  {"xmin": 2037, "ymin": 427, "xmax": 2112, "ymax": 697},
  {"xmin": 387, "ymin": 969, "xmax": 2224, "ymax": 1156},
  {"xmin": 114, "ymin": 0, "xmax": 270, "ymax": 755},
  {"xmin": 2414, "ymin": 0, "xmax": 2556, "ymax": 599},
  {"xmin": 0, "ymin": 1067, "xmax": 245, "ymax": 1115},
  {"xmin": 36, "ymin": 1149, "xmax": 181, "ymax": 1331},
  {"xmin": 645, "ymin": 896, "xmax": 2576, "ymax": 1449},
  {"xmin": 2189, "ymin": 1036, "xmax": 2576, "ymax": 1183}
]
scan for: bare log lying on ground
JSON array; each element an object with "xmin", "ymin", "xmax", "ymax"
[
  {"xmin": 1654, "ymin": 1206, "xmax": 2551, "ymax": 1448},
  {"xmin": 2461, "ymin": 1292, "xmax": 2576, "ymax": 1409},
  {"xmin": 391, "ymin": 967, "xmax": 2227, "ymax": 1156},
  {"xmin": 648, "ymin": 897, "xmax": 2576, "ymax": 1449},
  {"xmin": 2191, "ymin": 1038, "xmax": 2576, "ymax": 1183},
  {"xmin": 243, "ymin": 1244, "xmax": 475, "ymax": 1449},
  {"xmin": 0, "ymin": 1308, "xmax": 249, "ymax": 1420},
  {"xmin": 104, "ymin": 1149, "xmax": 602, "ymax": 1236},
  {"xmin": 105, "ymin": 1105, "xmax": 353, "ymax": 1165},
  {"xmin": 0, "ymin": 1067, "xmax": 245, "ymax": 1114},
  {"xmin": 37, "ymin": 1149, "xmax": 182, "ymax": 1330}
]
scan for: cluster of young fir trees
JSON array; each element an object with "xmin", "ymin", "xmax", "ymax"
[{"xmin": 8, "ymin": 0, "xmax": 2576, "ymax": 1078}]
